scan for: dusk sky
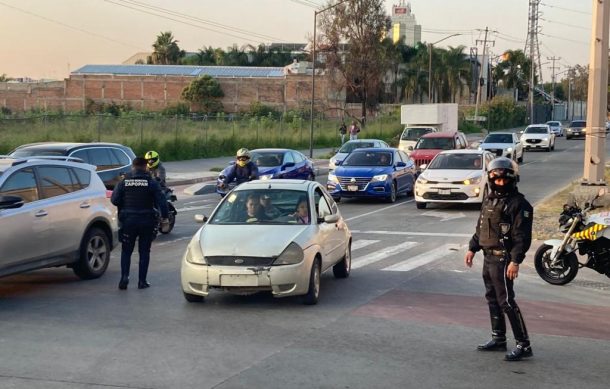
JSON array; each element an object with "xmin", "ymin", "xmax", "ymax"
[{"xmin": 0, "ymin": 0, "xmax": 593, "ymax": 81}]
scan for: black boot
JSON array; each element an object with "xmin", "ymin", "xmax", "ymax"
[
  {"xmin": 478, "ymin": 339, "xmax": 507, "ymax": 351},
  {"xmin": 505, "ymin": 344, "xmax": 533, "ymax": 361},
  {"xmin": 138, "ymin": 280, "xmax": 151, "ymax": 289},
  {"xmin": 118, "ymin": 276, "xmax": 129, "ymax": 290},
  {"xmin": 478, "ymin": 305, "xmax": 507, "ymax": 351}
]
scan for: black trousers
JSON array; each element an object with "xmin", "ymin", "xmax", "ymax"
[
  {"xmin": 120, "ymin": 215, "xmax": 156, "ymax": 282},
  {"xmin": 482, "ymin": 254, "xmax": 530, "ymax": 346}
]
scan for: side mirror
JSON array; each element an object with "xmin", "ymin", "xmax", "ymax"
[
  {"xmin": 395, "ymin": 161, "xmax": 407, "ymax": 168},
  {"xmin": 194, "ymin": 214, "xmax": 208, "ymax": 223},
  {"xmin": 323, "ymin": 214, "xmax": 340, "ymax": 224},
  {"xmin": 407, "ymin": 146, "xmax": 414, "ymax": 151},
  {"xmin": 0, "ymin": 195, "xmax": 24, "ymax": 210},
  {"xmin": 335, "ymin": 160, "xmax": 343, "ymax": 166},
  {"xmin": 419, "ymin": 164, "xmax": 427, "ymax": 170},
  {"xmin": 518, "ymin": 131, "xmax": 524, "ymax": 136},
  {"xmin": 282, "ymin": 162, "xmax": 295, "ymax": 170}
]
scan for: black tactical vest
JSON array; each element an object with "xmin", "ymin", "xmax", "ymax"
[
  {"xmin": 478, "ymin": 196, "xmax": 513, "ymax": 249},
  {"xmin": 122, "ymin": 172, "xmax": 155, "ymax": 212}
]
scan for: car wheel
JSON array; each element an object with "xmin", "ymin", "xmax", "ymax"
[
  {"xmin": 333, "ymin": 242, "xmax": 351, "ymax": 279},
  {"xmin": 416, "ymin": 201, "xmax": 427, "ymax": 209},
  {"xmin": 386, "ymin": 181, "xmax": 397, "ymax": 203},
  {"xmin": 567, "ymin": 136, "xmax": 572, "ymax": 140},
  {"xmin": 73, "ymin": 227, "xmax": 111, "ymax": 280},
  {"xmin": 302, "ymin": 258, "xmax": 321, "ymax": 305},
  {"xmin": 183, "ymin": 292, "xmax": 204, "ymax": 303}
]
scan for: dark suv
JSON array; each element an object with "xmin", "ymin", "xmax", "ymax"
[{"xmin": 10, "ymin": 143, "xmax": 135, "ymax": 189}]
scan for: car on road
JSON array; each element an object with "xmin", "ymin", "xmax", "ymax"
[
  {"xmin": 327, "ymin": 148, "xmax": 416, "ymax": 203},
  {"xmin": 521, "ymin": 124, "xmax": 555, "ymax": 151},
  {"xmin": 181, "ymin": 180, "xmax": 351, "ymax": 305},
  {"xmin": 329, "ymin": 139, "xmax": 390, "ymax": 170},
  {"xmin": 409, "ymin": 131, "xmax": 470, "ymax": 171},
  {"xmin": 398, "ymin": 127, "xmax": 437, "ymax": 155},
  {"xmin": 414, "ymin": 149, "xmax": 494, "ymax": 209},
  {"xmin": 566, "ymin": 120, "xmax": 586, "ymax": 139},
  {"xmin": 10, "ymin": 142, "xmax": 136, "ymax": 189},
  {"xmin": 0, "ymin": 156, "xmax": 117, "ymax": 280},
  {"xmin": 478, "ymin": 131, "xmax": 524, "ymax": 163},
  {"xmin": 546, "ymin": 121, "xmax": 564, "ymax": 137}
]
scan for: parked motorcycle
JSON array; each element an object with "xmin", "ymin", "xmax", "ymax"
[
  {"xmin": 158, "ymin": 187, "xmax": 178, "ymax": 234},
  {"xmin": 534, "ymin": 188, "xmax": 610, "ymax": 285}
]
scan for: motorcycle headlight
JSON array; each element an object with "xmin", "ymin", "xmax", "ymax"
[
  {"xmin": 328, "ymin": 173, "xmax": 339, "ymax": 184},
  {"xmin": 260, "ymin": 174, "xmax": 274, "ymax": 180},
  {"xmin": 463, "ymin": 176, "xmax": 482, "ymax": 185},
  {"xmin": 371, "ymin": 174, "xmax": 388, "ymax": 182},
  {"xmin": 273, "ymin": 242, "xmax": 304, "ymax": 265},
  {"xmin": 184, "ymin": 232, "xmax": 206, "ymax": 265}
]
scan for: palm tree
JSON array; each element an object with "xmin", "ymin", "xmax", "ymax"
[
  {"xmin": 151, "ymin": 31, "xmax": 185, "ymax": 65},
  {"xmin": 442, "ymin": 46, "xmax": 471, "ymax": 103},
  {"xmin": 493, "ymin": 49, "xmax": 531, "ymax": 99}
]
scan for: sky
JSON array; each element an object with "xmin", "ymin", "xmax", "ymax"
[{"xmin": 0, "ymin": 0, "xmax": 594, "ymax": 81}]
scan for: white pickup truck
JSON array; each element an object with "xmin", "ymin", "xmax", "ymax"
[{"xmin": 398, "ymin": 103, "xmax": 458, "ymax": 154}]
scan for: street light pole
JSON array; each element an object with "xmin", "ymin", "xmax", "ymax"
[
  {"xmin": 428, "ymin": 33, "xmax": 461, "ymax": 103},
  {"xmin": 309, "ymin": 0, "xmax": 350, "ymax": 158}
]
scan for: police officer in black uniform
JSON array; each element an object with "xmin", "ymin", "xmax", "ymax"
[
  {"xmin": 111, "ymin": 157, "xmax": 169, "ymax": 290},
  {"xmin": 465, "ymin": 157, "xmax": 534, "ymax": 361}
]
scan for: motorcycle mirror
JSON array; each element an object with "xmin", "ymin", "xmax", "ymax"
[{"xmin": 194, "ymin": 214, "xmax": 208, "ymax": 223}]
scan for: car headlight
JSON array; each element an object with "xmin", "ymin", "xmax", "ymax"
[
  {"xmin": 273, "ymin": 242, "xmax": 304, "ymax": 265},
  {"xmin": 506, "ymin": 147, "xmax": 513, "ymax": 152},
  {"xmin": 371, "ymin": 174, "xmax": 388, "ymax": 182},
  {"xmin": 328, "ymin": 173, "xmax": 339, "ymax": 184},
  {"xmin": 417, "ymin": 176, "xmax": 428, "ymax": 184},
  {"xmin": 543, "ymin": 137, "xmax": 549, "ymax": 141},
  {"xmin": 477, "ymin": 146, "xmax": 482, "ymax": 151},
  {"xmin": 463, "ymin": 176, "xmax": 482, "ymax": 185},
  {"xmin": 260, "ymin": 174, "xmax": 274, "ymax": 180},
  {"xmin": 185, "ymin": 232, "xmax": 206, "ymax": 265}
]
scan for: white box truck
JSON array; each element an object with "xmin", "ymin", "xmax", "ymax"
[{"xmin": 398, "ymin": 103, "xmax": 459, "ymax": 154}]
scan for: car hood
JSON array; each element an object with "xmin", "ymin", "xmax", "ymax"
[
  {"xmin": 410, "ymin": 149, "xmax": 442, "ymax": 160},
  {"xmin": 480, "ymin": 143, "xmax": 513, "ymax": 149},
  {"xmin": 421, "ymin": 169, "xmax": 483, "ymax": 181},
  {"xmin": 334, "ymin": 166, "xmax": 391, "ymax": 177},
  {"xmin": 198, "ymin": 224, "xmax": 310, "ymax": 257},
  {"xmin": 522, "ymin": 133, "xmax": 549, "ymax": 139}
]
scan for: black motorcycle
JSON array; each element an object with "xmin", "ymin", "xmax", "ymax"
[
  {"xmin": 534, "ymin": 189, "xmax": 610, "ymax": 285},
  {"xmin": 158, "ymin": 187, "xmax": 178, "ymax": 234}
]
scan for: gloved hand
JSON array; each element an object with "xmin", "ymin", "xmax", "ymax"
[{"xmin": 219, "ymin": 182, "xmax": 226, "ymax": 189}]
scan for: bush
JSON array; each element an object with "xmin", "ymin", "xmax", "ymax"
[
  {"xmin": 162, "ymin": 103, "xmax": 190, "ymax": 116},
  {"xmin": 247, "ymin": 101, "xmax": 280, "ymax": 119}
]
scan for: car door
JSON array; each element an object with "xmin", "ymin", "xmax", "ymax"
[
  {"xmin": 281, "ymin": 152, "xmax": 298, "ymax": 179},
  {"xmin": 291, "ymin": 151, "xmax": 308, "ymax": 179},
  {"xmin": 390, "ymin": 151, "xmax": 407, "ymax": 192},
  {"xmin": 398, "ymin": 150, "xmax": 416, "ymax": 192},
  {"xmin": 314, "ymin": 187, "xmax": 344, "ymax": 269},
  {"xmin": 0, "ymin": 167, "xmax": 50, "ymax": 268}
]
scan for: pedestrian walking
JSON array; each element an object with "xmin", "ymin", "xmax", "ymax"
[
  {"xmin": 339, "ymin": 122, "xmax": 347, "ymax": 144},
  {"xmin": 349, "ymin": 120, "xmax": 360, "ymax": 140},
  {"xmin": 464, "ymin": 157, "xmax": 534, "ymax": 361},
  {"xmin": 111, "ymin": 157, "xmax": 169, "ymax": 290}
]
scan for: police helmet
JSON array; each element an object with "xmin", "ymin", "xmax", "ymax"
[
  {"xmin": 145, "ymin": 150, "xmax": 160, "ymax": 168},
  {"xmin": 488, "ymin": 157, "xmax": 519, "ymax": 194}
]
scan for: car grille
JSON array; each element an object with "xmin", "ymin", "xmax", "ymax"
[
  {"xmin": 205, "ymin": 256, "xmax": 274, "ymax": 266},
  {"xmin": 338, "ymin": 177, "xmax": 371, "ymax": 190},
  {"xmin": 414, "ymin": 158, "xmax": 432, "ymax": 168},
  {"xmin": 525, "ymin": 139, "xmax": 541, "ymax": 144},
  {"xmin": 489, "ymin": 149, "xmax": 504, "ymax": 156},
  {"xmin": 423, "ymin": 192, "xmax": 469, "ymax": 200}
]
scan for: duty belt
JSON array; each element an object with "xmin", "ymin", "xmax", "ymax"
[{"xmin": 483, "ymin": 248, "xmax": 506, "ymax": 256}]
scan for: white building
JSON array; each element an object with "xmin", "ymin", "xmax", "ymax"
[{"xmin": 391, "ymin": 1, "xmax": 422, "ymax": 46}]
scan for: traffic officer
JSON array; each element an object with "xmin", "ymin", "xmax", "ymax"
[
  {"xmin": 464, "ymin": 157, "xmax": 533, "ymax": 361},
  {"xmin": 111, "ymin": 157, "xmax": 169, "ymax": 290},
  {"xmin": 145, "ymin": 150, "xmax": 166, "ymax": 188}
]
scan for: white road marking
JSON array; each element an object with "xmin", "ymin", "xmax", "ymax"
[
  {"xmin": 351, "ymin": 241, "xmax": 420, "ymax": 269},
  {"xmin": 382, "ymin": 243, "xmax": 464, "ymax": 272},
  {"xmin": 155, "ymin": 236, "xmax": 191, "ymax": 246},
  {"xmin": 351, "ymin": 239, "xmax": 380, "ymax": 251},
  {"xmin": 175, "ymin": 205, "xmax": 213, "ymax": 212},
  {"xmin": 422, "ymin": 211, "xmax": 466, "ymax": 222},
  {"xmin": 350, "ymin": 230, "xmax": 472, "ymax": 238},
  {"xmin": 345, "ymin": 200, "xmax": 413, "ymax": 222}
]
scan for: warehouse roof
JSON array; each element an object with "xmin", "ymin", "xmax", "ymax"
[{"xmin": 72, "ymin": 64, "xmax": 286, "ymax": 78}]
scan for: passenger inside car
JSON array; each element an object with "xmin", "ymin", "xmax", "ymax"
[
  {"xmin": 292, "ymin": 197, "xmax": 310, "ymax": 224},
  {"xmin": 244, "ymin": 193, "xmax": 268, "ymax": 223},
  {"xmin": 260, "ymin": 194, "xmax": 282, "ymax": 219}
]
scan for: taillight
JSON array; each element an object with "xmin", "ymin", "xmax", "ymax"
[{"xmin": 106, "ymin": 190, "xmax": 113, "ymax": 199}]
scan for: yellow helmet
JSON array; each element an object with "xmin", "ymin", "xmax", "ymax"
[{"xmin": 145, "ymin": 150, "xmax": 160, "ymax": 168}]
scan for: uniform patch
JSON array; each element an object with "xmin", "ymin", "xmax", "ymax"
[
  {"xmin": 125, "ymin": 179, "xmax": 149, "ymax": 187},
  {"xmin": 523, "ymin": 210, "xmax": 531, "ymax": 218}
]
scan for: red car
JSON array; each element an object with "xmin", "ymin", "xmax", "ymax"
[{"xmin": 409, "ymin": 131, "xmax": 469, "ymax": 170}]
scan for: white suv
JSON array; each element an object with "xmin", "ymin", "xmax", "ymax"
[
  {"xmin": 0, "ymin": 157, "xmax": 118, "ymax": 279},
  {"xmin": 521, "ymin": 124, "xmax": 555, "ymax": 152}
]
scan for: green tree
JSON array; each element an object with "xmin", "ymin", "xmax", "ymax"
[
  {"xmin": 492, "ymin": 49, "xmax": 532, "ymax": 100},
  {"xmin": 441, "ymin": 46, "xmax": 471, "ymax": 103},
  {"xmin": 181, "ymin": 75, "xmax": 224, "ymax": 113},
  {"xmin": 398, "ymin": 42, "xmax": 429, "ymax": 103},
  {"xmin": 0, "ymin": 73, "xmax": 12, "ymax": 82},
  {"xmin": 150, "ymin": 31, "xmax": 185, "ymax": 65}
]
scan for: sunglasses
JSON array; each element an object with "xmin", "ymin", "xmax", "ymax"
[{"xmin": 237, "ymin": 157, "xmax": 249, "ymax": 161}]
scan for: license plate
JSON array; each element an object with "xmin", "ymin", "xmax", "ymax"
[
  {"xmin": 574, "ymin": 132, "xmax": 580, "ymax": 136},
  {"xmin": 438, "ymin": 189, "xmax": 451, "ymax": 195},
  {"xmin": 220, "ymin": 274, "xmax": 258, "ymax": 287},
  {"xmin": 347, "ymin": 185, "xmax": 359, "ymax": 191}
]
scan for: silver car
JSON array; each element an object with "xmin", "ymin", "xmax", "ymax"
[
  {"xmin": 546, "ymin": 121, "xmax": 564, "ymax": 137},
  {"xmin": 181, "ymin": 180, "xmax": 352, "ymax": 305},
  {"xmin": 478, "ymin": 132, "xmax": 524, "ymax": 163},
  {"xmin": 0, "ymin": 157, "xmax": 117, "ymax": 279}
]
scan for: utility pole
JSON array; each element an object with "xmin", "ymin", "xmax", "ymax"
[
  {"xmin": 547, "ymin": 56, "xmax": 561, "ymax": 120},
  {"xmin": 525, "ymin": 0, "xmax": 541, "ymax": 124},
  {"xmin": 582, "ymin": 0, "xmax": 609, "ymax": 186},
  {"xmin": 473, "ymin": 27, "xmax": 494, "ymax": 126}
]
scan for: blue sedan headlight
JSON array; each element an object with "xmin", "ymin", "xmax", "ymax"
[
  {"xmin": 371, "ymin": 174, "xmax": 388, "ymax": 182},
  {"xmin": 260, "ymin": 174, "xmax": 274, "ymax": 180}
]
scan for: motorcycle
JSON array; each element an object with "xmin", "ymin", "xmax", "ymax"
[
  {"xmin": 158, "ymin": 187, "xmax": 178, "ymax": 234},
  {"xmin": 215, "ymin": 163, "xmax": 257, "ymax": 198},
  {"xmin": 534, "ymin": 188, "xmax": 610, "ymax": 285}
]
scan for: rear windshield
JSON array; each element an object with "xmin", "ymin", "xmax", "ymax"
[
  {"xmin": 338, "ymin": 142, "xmax": 375, "ymax": 153},
  {"xmin": 546, "ymin": 121, "xmax": 560, "ymax": 126},
  {"xmin": 251, "ymin": 152, "xmax": 284, "ymax": 167},
  {"xmin": 414, "ymin": 137, "xmax": 454, "ymax": 150},
  {"xmin": 524, "ymin": 126, "xmax": 548, "ymax": 134},
  {"xmin": 401, "ymin": 128, "xmax": 433, "ymax": 141},
  {"xmin": 570, "ymin": 121, "xmax": 586, "ymax": 127},
  {"xmin": 10, "ymin": 149, "xmax": 66, "ymax": 157},
  {"xmin": 483, "ymin": 134, "xmax": 512, "ymax": 143}
]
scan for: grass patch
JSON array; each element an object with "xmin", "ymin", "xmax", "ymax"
[
  {"xmin": 209, "ymin": 167, "xmax": 224, "ymax": 172},
  {"xmin": 533, "ymin": 167, "xmax": 610, "ymax": 240}
]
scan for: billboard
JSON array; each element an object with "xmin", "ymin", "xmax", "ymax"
[{"xmin": 394, "ymin": 7, "xmax": 408, "ymax": 14}]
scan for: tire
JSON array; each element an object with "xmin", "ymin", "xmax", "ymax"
[
  {"xmin": 160, "ymin": 206, "xmax": 176, "ymax": 234},
  {"xmin": 386, "ymin": 181, "xmax": 397, "ymax": 203},
  {"xmin": 73, "ymin": 227, "xmax": 111, "ymax": 280},
  {"xmin": 183, "ymin": 292, "xmax": 204, "ymax": 303},
  {"xmin": 302, "ymin": 259, "xmax": 321, "ymax": 305},
  {"xmin": 333, "ymin": 242, "xmax": 351, "ymax": 279},
  {"xmin": 567, "ymin": 136, "xmax": 572, "ymax": 140},
  {"xmin": 517, "ymin": 152, "xmax": 523, "ymax": 163},
  {"xmin": 534, "ymin": 244, "xmax": 579, "ymax": 285},
  {"xmin": 416, "ymin": 201, "xmax": 427, "ymax": 209}
]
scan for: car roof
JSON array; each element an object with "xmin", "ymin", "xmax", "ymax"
[
  {"xmin": 421, "ymin": 131, "xmax": 460, "ymax": 138},
  {"xmin": 344, "ymin": 139, "xmax": 385, "ymax": 143},
  {"xmin": 347, "ymin": 147, "xmax": 394, "ymax": 152},
  {"xmin": 13, "ymin": 142, "xmax": 130, "ymax": 152},
  {"xmin": 438, "ymin": 149, "xmax": 487, "ymax": 155},
  {"xmin": 0, "ymin": 157, "xmax": 97, "ymax": 172},
  {"xmin": 234, "ymin": 179, "xmax": 316, "ymax": 191},
  {"xmin": 252, "ymin": 148, "xmax": 294, "ymax": 153},
  {"xmin": 485, "ymin": 131, "xmax": 514, "ymax": 135}
]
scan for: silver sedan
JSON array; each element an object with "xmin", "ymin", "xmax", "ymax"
[{"xmin": 181, "ymin": 180, "xmax": 352, "ymax": 305}]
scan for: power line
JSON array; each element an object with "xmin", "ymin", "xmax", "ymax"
[
  {"xmin": 0, "ymin": 0, "xmax": 143, "ymax": 50},
  {"xmin": 539, "ymin": 32, "xmax": 587, "ymax": 45},
  {"xmin": 288, "ymin": 0, "xmax": 319, "ymax": 9},
  {"xmin": 540, "ymin": 17, "xmax": 590, "ymax": 31},
  {"xmin": 540, "ymin": 2, "xmax": 591, "ymax": 16}
]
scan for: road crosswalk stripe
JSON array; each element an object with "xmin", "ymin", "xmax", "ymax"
[
  {"xmin": 351, "ymin": 241, "xmax": 420, "ymax": 269},
  {"xmin": 351, "ymin": 240, "xmax": 380, "ymax": 251},
  {"xmin": 381, "ymin": 243, "xmax": 463, "ymax": 272},
  {"xmin": 351, "ymin": 230, "xmax": 471, "ymax": 238}
]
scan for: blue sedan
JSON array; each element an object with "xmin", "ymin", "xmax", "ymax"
[{"xmin": 327, "ymin": 148, "xmax": 416, "ymax": 203}]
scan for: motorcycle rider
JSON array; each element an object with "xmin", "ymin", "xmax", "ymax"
[
  {"xmin": 145, "ymin": 150, "xmax": 166, "ymax": 188},
  {"xmin": 464, "ymin": 157, "xmax": 534, "ymax": 361},
  {"xmin": 220, "ymin": 148, "xmax": 259, "ymax": 189}
]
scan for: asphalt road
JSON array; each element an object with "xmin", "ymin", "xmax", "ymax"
[{"xmin": 1, "ymin": 136, "xmax": 609, "ymax": 389}]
